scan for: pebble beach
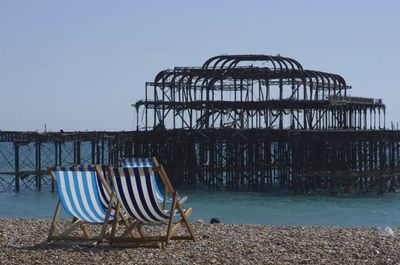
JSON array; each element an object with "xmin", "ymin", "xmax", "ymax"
[{"xmin": 1, "ymin": 219, "xmax": 399, "ymax": 264}]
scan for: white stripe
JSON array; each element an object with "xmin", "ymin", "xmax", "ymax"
[
  {"xmin": 85, "ymin": 171, "xmax": 108, "ymax": 221},
  {"xmin": 76, "ymin": 171, "xmax": 102, "ymax": 223},
  {"xmin": 115, "ymin": 168, "xmax": 146, "ymax": 222},
  {"xmin": 97, "ymin": 181, "xmax": 109, "ymax": 208},
  {"xmin": 67, "ymin": 171, "xmax": 93, "ymax": 222},
  {"xmin": 92, "ymin": 168, "xmax": 109, "ymax": 206},
  {"xmin": 58, "ymin": 171, "xmax": 79, "ymax": 218},
  {"xmin": 152, "ymin": 172, "xmax": 165, "ymax": 202},
  {"xmin": 140, "ymin": 173, "xmax": 168, "ymax": 221},
  {"xmin": 156, "ymin": 193, "xmax": 164, "ymax": 202},
  {"xmin": 149, "ymin": 171, "xmax": 170, "ymax": 218},
  {"xmin": 130, "ymin": 168, "xmax": 155, "ymax": 222},
  {"xmin": 94, "ymin": 175, "xmax": 115, "ymax": 217}
]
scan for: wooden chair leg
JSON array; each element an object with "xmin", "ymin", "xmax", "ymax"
[
  {"xmin": 166, "ymin": 192, "xmax": 177, "ymax": 244},
  {"xmin": 176, "ymin": 202, "xmax": 196, "ymax": 241},
  {"xmin": 98, "ymin": 192, "xmax": 116, "ymax": 242},
  {"xmin": 121, "ymin": 219, "xmax": 142, "ymax": 238},
  {"xmin": 137, "ymin": 223, "xmax": 145, "ymax": 238},
  {"xmin": 47, "ymin": 200, "xmax": 62, "ymax": 241},
  {"xmin": 60, "ymin": 219, "xmax": 82, "ymax": 237},
  {"xmin": 111, "ymin": 202, "xmax": 121, "ymax": 238},
  {"xmin": 80, "ymin": 224, "xmax": 91, "ymax": 238},
  {"xmin": 153, "ymin": 158, "xmax": 196, "ymax": 243}
]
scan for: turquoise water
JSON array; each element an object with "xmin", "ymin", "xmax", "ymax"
[{"xmin": 0, "ymin": 190, "xmax": 399, "ymax": 227}]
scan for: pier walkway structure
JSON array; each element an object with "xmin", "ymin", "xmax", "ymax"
[{"xmin": 1, "ymin": 55, "xmax": 400, "ymax": 194}]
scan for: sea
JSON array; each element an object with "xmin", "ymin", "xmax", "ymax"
[
  {"xmin": 1, "ymin": 189, "xmax": 399, "ymax": 228},
  {"xmin": 2, "ymin": 141, "xmax": 399, "ymax": 228}
]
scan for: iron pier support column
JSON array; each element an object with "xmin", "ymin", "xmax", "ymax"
[
  {"xmin": 14, "ymin": 143, "xmax": 20, "ymax": 192},
  {"xmin": 35, "ymin": 142, "xmax": 41, "ymax": 190}
]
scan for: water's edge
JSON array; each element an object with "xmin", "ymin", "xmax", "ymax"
[{"xmin": 1, "ymin": 190, "xmax": 399, "ymax": 228}]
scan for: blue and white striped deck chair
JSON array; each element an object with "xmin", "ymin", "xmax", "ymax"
[
  {"xmin": 47, "ymin": 165, "xmax": 116, "ymax": 245},
  {"xmin": 120, "ymin": 158, "xmax": 187, "ymax": 206},
  {"xmin": 108, "ymin": 163, "xmax": 195, "ymax": 246}
]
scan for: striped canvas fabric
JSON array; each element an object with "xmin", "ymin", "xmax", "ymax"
[
  {"xmin": 53, "ymin": 166, "xmax": 114, "ymax": 223},
  {"xmin": 80, "ymin": 165, "xmax": 111, "ymax": 210},
  {"xmin": 111, "ymin": 167, "xmax": 172, "ymax": 223},
  {"xmin": 121, "ymin": 158, "xmax": 153, "ymax": 168},
  {"xmin": 120, "ymin": 158, "xmax": 165, "ymax": 202}
]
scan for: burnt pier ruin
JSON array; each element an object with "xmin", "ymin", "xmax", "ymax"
[{"xmin": 1, "ymin": 55, "xmax": 400, "ymax": 194}]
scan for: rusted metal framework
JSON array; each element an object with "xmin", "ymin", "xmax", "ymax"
[
  {"xmin": 129, "ymin": 54, "xmax": 397, "ymax": 194},
  {"xmin": 134, "ymin": 55, "xmax": 385, "ymax": 131},
  {"xmin": 0, "ymin": 132, "xmax": 114, "ymax": 192},
  {"xmin": 1, "ymin": 55, "xmax": 399, "ymax": 194}
]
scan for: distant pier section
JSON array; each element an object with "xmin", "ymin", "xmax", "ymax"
[{"xmin": 1, "ymin": 54, "xmax": 400, "ymax": 194}]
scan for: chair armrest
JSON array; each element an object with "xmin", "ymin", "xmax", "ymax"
[{"xmin": 178, "ymin": 196, "xmax": 188, "ymax": 205}]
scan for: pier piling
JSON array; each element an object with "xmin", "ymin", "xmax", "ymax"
[{"xmin": 1, "ymin": 55, "xmax": 400, "ymax": 194}]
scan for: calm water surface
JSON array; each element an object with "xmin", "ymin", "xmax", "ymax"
[{"xmin": 0, "ymin": 190, "xmax": 399, "ymax": 227}]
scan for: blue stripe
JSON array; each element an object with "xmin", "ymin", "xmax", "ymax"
[
  {"xmin": 55, "ymin": 171, "xmax": 78, "ymax": 218},
  {"xmin": 114, "ymin": 168, "xmax": 151, "ymax": 222},
  {"xmin": 152, "ymin": 172, "xmax": 164, "ymax": 201},
  {"xmin": 62, "ymin": 171, "xmax": 85, "ymax": 220},
  {"xmin": 54, "ymin": 168, "xmax": 113, "ymax": 222},
  {"xmin": 79, "ymin": 165, "xmax": 94, "ymax": 171},
  {"xmin": 143, "ymin": 167, "xmax": 169, "ymax": 219},
  {"xmin": 114, "ymin": 169, "xmax": 135, "ymax": 218},
  {"xmin": 127, "ymin": 168, "xmax": 151, "ymax": 222},
  {"xmin": 81, "ymin": 171, "xmax": 104, "ymax": 221},
  {"xmin": 72, "ymin": 171, "xmax": 96, "ymax": 222},
  {"xmin": 121, "ymin": 158, "xmax": 154, "ymax": 168},
  {"xmin": 75, "ymin": 166, "xmax": 110, "ymax": 210},
  {"xmin": 96, "ymin": 172, "xmax": 110, "ymax": 208},
  {"xmin": 144, "ymin": 158, "xmax": 153, "ymax": 167},
  {"xmin": 121, "ymin": 158, "xmax": 166, "ymax": 202},
  {"xmin": 133, "ymin": 167, "xmax": 159, "ymax": 222},
  {"xmin": 92, "ymin": 171, "xmax": 114, "ymax": 220},
  {"xmin": 119, "ymin": 159, "xmax": 175, "ymax": 203}
]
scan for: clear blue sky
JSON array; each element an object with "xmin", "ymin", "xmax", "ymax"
[{"xmin": 1, "ymin": 0, "xmax": 399, "ymax": 131}]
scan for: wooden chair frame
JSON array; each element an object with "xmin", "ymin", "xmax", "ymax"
[
  {"xmin": 106, "ymin": 157, "xmax": 196, "ymax": 247},
  {"xmin": 47, "ymin": 166, "xmax": 117, "ymax": 246}
]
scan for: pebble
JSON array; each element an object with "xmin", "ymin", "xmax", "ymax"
[{"xmin": 0, "ymin": 219, "xmax": 399, "ymax": 264}]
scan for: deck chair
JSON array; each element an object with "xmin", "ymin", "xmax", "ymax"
[
  {"xmin": 108, "ymin": 158, "xmax": 195, "ymax": 247},
  {"xmin": 120, "ymin": 158, "xmax": 187, "ymax": 207},
  {"xmin": 47, "ymin": 165, "xmax": 117, "ymax": 245}
]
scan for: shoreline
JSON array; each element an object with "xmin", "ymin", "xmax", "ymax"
[{"xmin": 1, "ymin": 219, "xmax": 399, "ymax": 264}]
